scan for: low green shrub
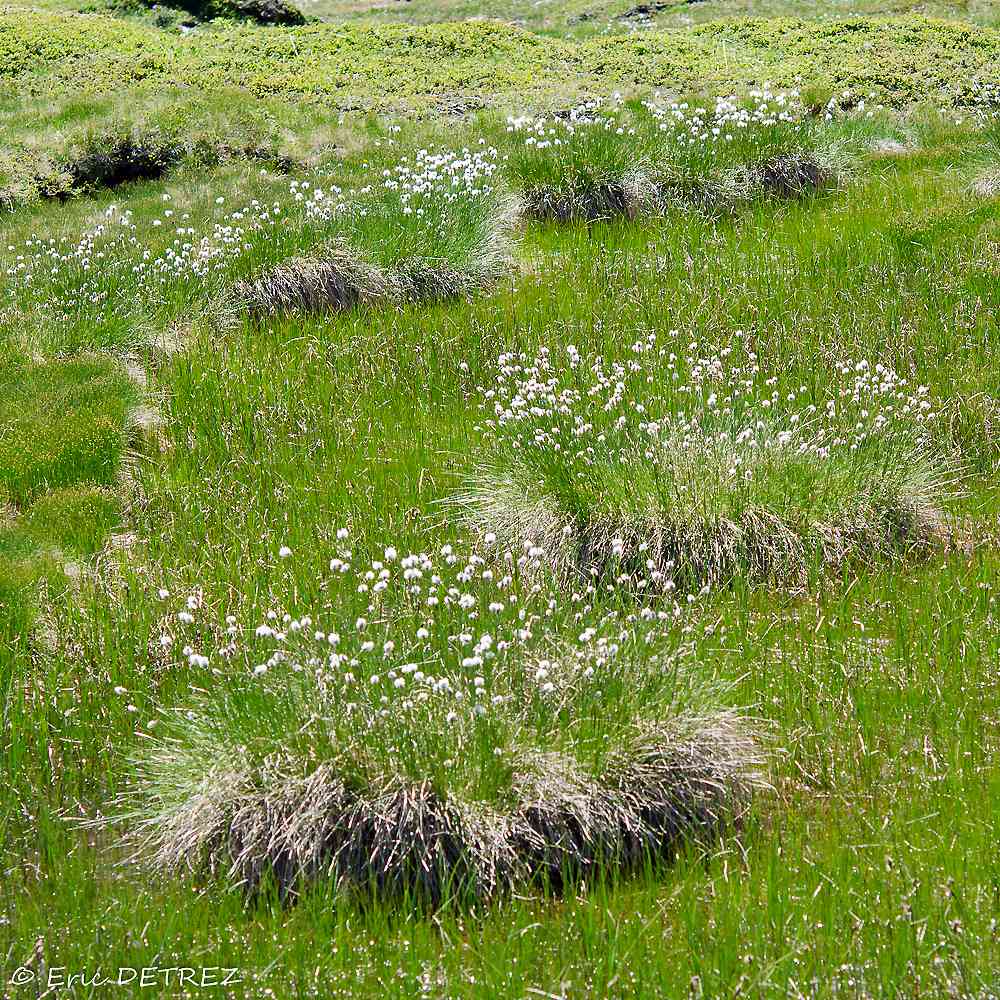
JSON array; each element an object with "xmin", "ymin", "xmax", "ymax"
[
  {"xmin": 1, "ymin": 12, "xmax": 998, "ymax": 111},
  {"xmin": 64, "ymin": 129, "xmax": 185, "ymax": 191},
  {"xmin": 200, "ymin": 0, "xmax": 306, "ymax": 24},
  {"xmin": 92, "ymin": 0, "xmax": 306, "ymax": 25},
  {"xmin": 0, "ymin": 151, "xmax": 64, "ymax": 213}
]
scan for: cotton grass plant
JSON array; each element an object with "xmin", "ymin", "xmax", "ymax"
[
  {"xmin": 1, "ymin": 101, "xmax": 879, "ymax": 354},
  {"xmin": 114, "ymin": 534, "xmax": 764, "ymax": 906},
  {"xmin": 224, "ymin": 147, "xmax": 518, "ymax": 319},
  {"xmin": 503, "ymin": 90, "xmax": 857, "ymax": 222},
  {"xmin": 452, "ymin": 335, "xmax": 955, "ymax": 595},
  {"xmin": 3, "ymin": 145, "xmax": 518, "ymax": 353}
]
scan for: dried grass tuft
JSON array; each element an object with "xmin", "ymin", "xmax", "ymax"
[
  {"xmin": 228, "ymin": 241, "xmax": 391, "ymax": 320},
  {"xmin": 745, "ymin": 152, "xmax": 834, "ymax": 198},
  {"xmin": 455, "ymin": 436, "xmax": 952, "ymax": 595},
  {"xmin": 119, "ymin": 710, "xmax": 763, "ymax": 907},
  {"xmin": 670, "ymin": 149, "xmax": 842, "ymax": 214},
  {"xmin": 971, "ymin": 166, "xmax": 1000, "ymax": 199}
]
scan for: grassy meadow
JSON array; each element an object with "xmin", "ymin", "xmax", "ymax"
[{"xmin": 2, "ymin": 0, "xmax": 1000, "ymax": 996}]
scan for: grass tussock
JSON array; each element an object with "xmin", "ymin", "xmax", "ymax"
[
  {"xmin": 227, "ymin": 237, "xmax": 515, "ymax": 319},
  {"xmin": 460, "ymin": 432, "xmax": 951, "ymax": 594},
  {"xmin": 114, "ymin": 537, "xmax": 763, "ymax": 906},
  {"xmin": 221, "ymin": 151, "xmax": 519, "ymax": 319},
  {"xmin": 966, "ymin": 120, "xmax": 1000, "ymax": 198},
  {"xmin": 971, "ymin": 166, "xmax": 1000, "ymax": 198},
  {"xmin": 122, "ymin": 680, "xmax": 761, "ymax": 905},
  {"xmin": 453, "ymin": 342, "xmax": 954, "ymax": 594},
  {"xmin": 504, "ymin": 94, "xmax": 854, "ymax": 222},
  {"xmin": 969, "ymin": 143, "xmax": 1000, "ymax": 198},
  {"xmin": 228, "ymin": 241, "xmax": 389, "ymax": 318}
]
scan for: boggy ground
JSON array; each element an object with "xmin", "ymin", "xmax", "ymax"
[{"xmin": 1, "ymin": 7, "xmax": 1000, "ymax": 997}]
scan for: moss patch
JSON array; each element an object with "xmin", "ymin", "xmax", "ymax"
[
  {"xmin": 20, "ymin": 485, "xmax": 123, "ymax": 556},
  {"xmin": 0, "ymin": 357, "xmax": 137, "ymax": 507}
]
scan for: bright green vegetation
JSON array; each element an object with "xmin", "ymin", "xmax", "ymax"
[
  {"xmin": 300, "ymin": 0, "xmax": 1000, "ymax": 37},
  {"xmin": 2, "ymin": 0, "xmax": 1000, "ymax": 993},
  {"xmin": 0, "ymin": 357, "xmax": 136, "ymax": 506},
  {"xmin": 0, "ymin": 356, "xmax": 134, "ymax": 671},
  {"xmin": 18, "ymin": 484, "xmax": 122, "ymax": 555},
  {"xmin": 1, "ymin": 10, "xmax": 999, "ymax": 111},
  {"xmin": 18, "ymin": 0, "xmax": 1000, "ymax": 37}
]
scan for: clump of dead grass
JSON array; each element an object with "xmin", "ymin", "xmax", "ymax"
[{"xmin": 120, "ymin": 681, "xmax": 762, "ymax": 906}]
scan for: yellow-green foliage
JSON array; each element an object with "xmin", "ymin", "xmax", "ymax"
[
  {"xmin": 0, "ymin": 10, "xmax": 997, "ymax": 110},
  {"xmin": 595, "ymin": 18, "xmax": 1000, "ymax": 103},
  {"xmin": 0, "ymin": 485, "xmax": 120, "ymax": 644}
]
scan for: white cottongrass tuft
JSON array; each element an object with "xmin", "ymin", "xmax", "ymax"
[
  {"xmin": 450, "ymin": 335, "xmax": 954, "ymax": 594},
  {"xmin": 111, "ymin": 534, "xmax": 765, "ymax": 905}
]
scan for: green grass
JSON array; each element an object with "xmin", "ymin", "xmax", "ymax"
[
  {"xmin": 0, "ymin": 356, "xmax": 135, "ymax": 676},
  {"xmin": 0, "ymin": 357, "xmax": 136, "ymax": 507},
  {"xmin": 0, "ymin": 90, "xmax": 298, "ymax": 214},
  {"xmin": 2, "ymin": 11, "xmax": 1000, "ymax": 996}
]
